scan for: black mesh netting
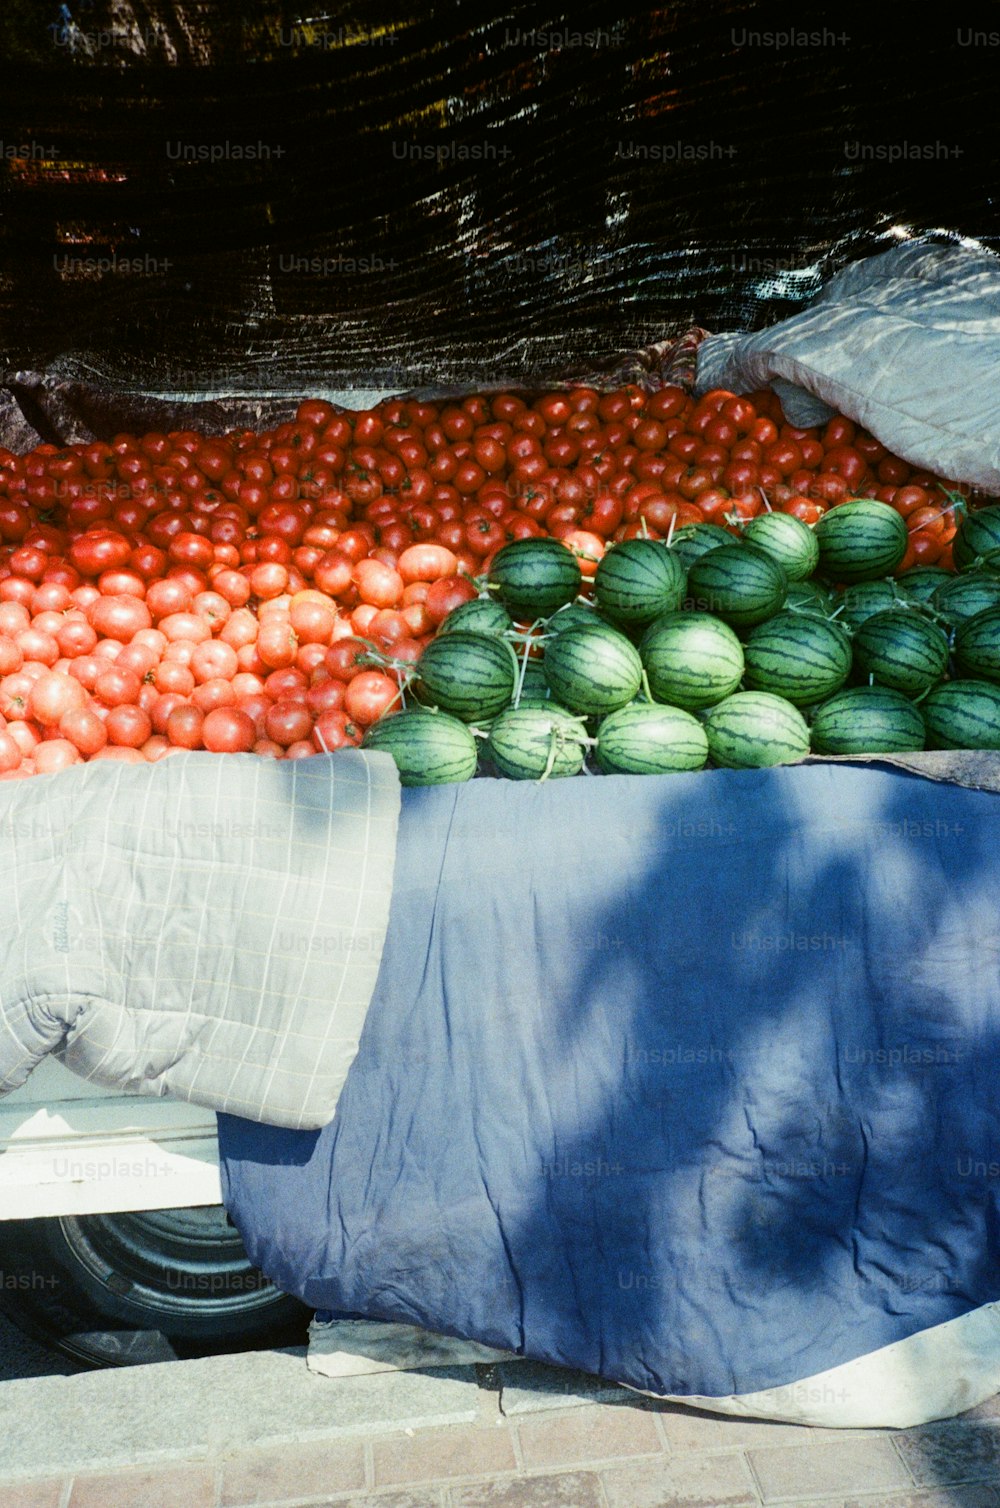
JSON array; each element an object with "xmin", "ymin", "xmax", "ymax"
[{"xmin": 0, "ymin": 1, "xmax": 998, "ymax": 428}]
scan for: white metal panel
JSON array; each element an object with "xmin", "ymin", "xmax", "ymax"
[{"xmin": 0, "ymin": 1058, "xmax": 221, "ymax": 1219}]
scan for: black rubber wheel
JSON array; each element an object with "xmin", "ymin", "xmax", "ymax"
[{"xmin": 0, "ymin": 1206, "xmax": 310, "ymax": 1369}]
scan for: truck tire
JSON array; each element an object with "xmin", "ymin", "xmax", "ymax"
[{"xmin": 0, "ymin": 1205, "xmax": 309, "ymax": 1368}]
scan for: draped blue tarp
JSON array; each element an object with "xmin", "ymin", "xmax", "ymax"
[{"xmin": 218, "ymin": 763, "xmax": 1000, "ymax": 1401}]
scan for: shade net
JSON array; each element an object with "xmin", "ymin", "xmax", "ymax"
[{"xmin": 0, "ymin": 2, "xmax": 997, "ymax": 432}]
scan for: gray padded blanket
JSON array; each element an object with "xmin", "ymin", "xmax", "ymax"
[
  {"xmin": 696, "ymin": 238, "xmax": 1000, "ymax": 492},
  {"xmin": 0, "ymin": 750, "xmax": 400, "ymax": 1130}
]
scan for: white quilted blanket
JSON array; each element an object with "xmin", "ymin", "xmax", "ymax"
[{"xmin": 0, "ymin": 749, "xmax": 400, "ymax": 1130}]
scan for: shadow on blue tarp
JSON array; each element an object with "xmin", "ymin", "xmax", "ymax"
[{"xmin": 218, "ymin": 762, "xmax": 1000, "ymax": 1401}]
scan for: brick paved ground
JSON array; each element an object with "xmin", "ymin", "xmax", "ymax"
[{"xmin": 4, "ymin": 1356, "xmax": 1000, "ymax": 1508}]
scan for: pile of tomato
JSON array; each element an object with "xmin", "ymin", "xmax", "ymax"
[{"xmin": 0, "ymin": 384, "xmax": 971, "ymax": 779}]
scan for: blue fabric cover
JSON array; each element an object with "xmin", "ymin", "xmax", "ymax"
[{"xmin": 218, "ymin": 764, "xmax": 1000, "ymax": 1398}]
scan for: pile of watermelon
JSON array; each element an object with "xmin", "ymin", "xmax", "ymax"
[{"xmin": 365, "ymin": 500, "xmax": 1000, "ymax": 783}]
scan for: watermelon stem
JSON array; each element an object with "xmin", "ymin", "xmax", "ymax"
[
  {"xmin": 508, "ymin": 623, "xmax": 544, "ymax": 707},
  {"xmin": 938, "ymin": 488, "xmax": 969, "ymax": 521},
  {"xmin": 380, "ymin": 680, "xmax": 407, "ymax": 719},
  {"xmin": 640, "ymin": 668, "xmax": 655, "ymax": 704},
  {"xmin": 538, "ymin": 730, "xmax": 559, "ymax": 783}
]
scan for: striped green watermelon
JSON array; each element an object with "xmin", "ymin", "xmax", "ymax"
[
  {"xmin": 809, "ymin": 686, "xmax": 925, "ymax": 754},
  {"xmin": 546, "ymin": 602, "xmax": 603, "ymax": 636},
  {"xmin": 785, "ymin": 581, "xmax": 836, "ymax": 618},
  {"xmin": 954, "ymin": 608, "xmax": 1000, "ymax": 683},
  {"xmin": 953, "ymin": 505, "xmax": 1000, "ymax": 572},
  {"xmin": 515, "ymin": 656, "xmax": 549, "ymax": 700},
  {"xmin": 836, "ymin": 579, "xmax": 904, "ymax": 632},
  {"xmin": 362, "ymin": 710, "xmax": 479, "ymax": 786},
  {"xmin": 596, "ymin": 702, "xmax": 708, "ymax": 774},
  {"xmin": 741, "ymin": 512, "xmax": 820, "ymax": 581},
  {"xmin": 669, "ymin": 524, "xmax": 733, "ymax": 572},
  {"xmin": 686, "ymin": 545, "xmax": 787, "ymax": 629},
  {"xmin": 593, "ymin": 539, "xmax": 687, "ymax": 627},
  {"xmin": 543, "ymin": 622, "xmax": 643, "ymax": 715},
  {"xmin": 415, "ymin": 631, "xmax": 517, "ymax": 721},
  {"xmin": 921, "ymin": 680, "xmax": 1000, "ymax": 750},
  {"xmin": 488, "ymin": 538, "xmax": 581, "ymax": 619},
  {"xmin": 514, "ymin": 694, "xmax": 572, "ymax": 713},
  {"xmin": 814, "ymin": 499, "xmax": 908, "ymax": 583},
  {"xmin": 895, "ymin": 566, "xmax": 953, "ymax": 607},
  {"xmin": 487, "ymin": 705, "xmax": 590, "ymax": 780},
  {"xmin": 851, "ymin": 609, "xmax": 949, "ymax": 696},
  {"xmin": 641, "ymin": 612, "xmax": 745, "ymax": 710},
  {"xmin": 439, "ymin": 597, "xmax": 514, "ymax": 636},
  {"xmin": 743, "ymin": 612, "xmax": 852, "ymax": 707},
  {"xmin": 703, "ymin": 692, "xmax": 810, "ymax": 768},
  {"xmin": 932, "ymin": 572, "xmax": 1000, "ymax": 628}
]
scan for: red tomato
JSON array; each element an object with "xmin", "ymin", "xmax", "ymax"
[
  {"xmin": 891, "ymin": 485, "xmax": 930, "ymax": 518},
  {"xmin": 782, "ymin": 497, "xmax": 827, "ymax": 525},
  {"xmin": 909, "ymin": 532, "xmax": 944, "ymax": 564},
  {"xmin": 424, "ymin": 575, "xmax": 477, "ymax": 625},
  {"xmin": 0, "ymin": 636, "xmax": 23, "ymax": 675},
  {"xmin": 94, "ymin": 666, "xmax": 143, "ymax": 708},
  {"xmin": 344, "ymin": 671, "xmax": 401, "ymax": 726},
  {"xmin": 306, "ymin": 678, "xmax": 346, "ymax": 716},
  {"xmin": 249, "ymin": 562, "xmax": 289, "ymax": 600},
  {"xmin": 823, "ymin": 447, "xmax": 868, "ymax": 488},
  {"xmin": 60, "ymin": 706, "xmax": 109, "ymax": 756},
  {"xmin": 191, "ymin": 590, "xmax": 232, "ymax": 630},
  {"xmin": 106, "ymin": 704, "xmax": 153, "ymax": 747},
  {"xmin": 353, "ymin": 559, "xmax": 404, "ymax": 608},
  {"xmin": 0, "ymin": 602, "xmax": 30, "ymax": 635},
  {"xmin": 289, "ymin": 596, "xmax": 337, "ymax": 644},
  {"xmin": 212, "ymin": 569, "xmax": 252, "ymax": 608},
  {"xmin": 264, "ymin": 700, "xmax": 314, "ymax": 747},
  {"xmin": 28, "ymin": 672, "xmax": 86, "ymax": 727},
  {"xmin": 31, "ymin": 582, "xmax": 73, "ymax": 615},
  {"xmin": 87, "ymin": 595, "xmax": 152, "ymax": 642},
  {"xmin": 68, "ymin": 530, "xmax": 133, "ymax": 577},
  {"xmin": 166, "ymin": 704, "xmax": 205, "ymax": 748},
  {"xmin": 560, "ymin": 529, "xmax": 606, "ymax": 576},
  {"xmin": 314, "ymin": 710, "xmax": 365, "ymax": 751},
  {"xmin": 146, "ymin": 578, "xmax": 193, "ymax": 619},
  {"xmin": 16, "ymin": 627, "xmax": 59, "ymax": 666},
  {"xmin": 182, "ymin": 638, "xmax": 235, "ymax": 684},
  {"xmin": 324, "ymin": 639, "xmax": 370, "ymax": 681},
  {"xmin": 0, "ymin": 729, "xmax": 23, "ymax": 770},
  {"xmin": 264, "ymin": 666, "xmax": 308, "ymax": 701},
  {"xmin": 257, "ymin": 618, "xmax": 298, "ymax": 670},
  {"xmin": 201, "ymin": 707, "xmax": 256, "ymax": 753},
  {"xmin": 908, "ymin": 506, "xmax": 955, "ymax": 541},
  {"xmin": 157, "ymin": 611, "xmax": 212, "ymax": 645},
  {"xmin": 397, "ymin": 543, "xmax": 458, "ymax": 583},
  {"xmin": 34, "ymin": 738, "xmax": 81, "ymax": 774}
]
